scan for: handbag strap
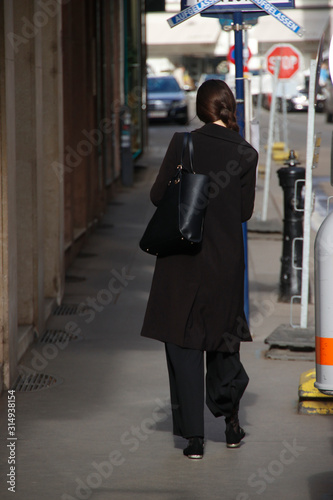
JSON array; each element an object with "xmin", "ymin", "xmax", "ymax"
[{"xmin": 180, "ymin": 133, "xmax": 194, "ymax": 173}]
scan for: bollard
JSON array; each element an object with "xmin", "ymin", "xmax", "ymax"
[
  {"xmin": 277, "ymin": 150, "xmax": 305, "ymax": 302},
  {"xmin": 314, "ymin": 210, "xmax": 333, "ymax": 395}
]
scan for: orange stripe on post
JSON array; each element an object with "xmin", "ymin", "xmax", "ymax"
[{"xmin": 316, "ymin": 337, "xmax": 333, "ymax": 366}]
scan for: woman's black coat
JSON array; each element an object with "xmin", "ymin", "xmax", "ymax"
[{"xmin": 141, "ymin": 123, "xmax": 258, "ymax": 352}]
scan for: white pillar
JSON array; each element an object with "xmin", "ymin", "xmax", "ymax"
[
  {"xmin": 300, "ymin": 60, "xmax": 317, "ymax": 328},
  {"xmin": 314, "ymin": 211, "xmax": 333, "ymax": 395}
]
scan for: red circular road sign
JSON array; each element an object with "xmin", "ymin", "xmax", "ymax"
[
  {"xmin": 266, "ymin": 44, "xmax": 302, "ymax": 80},
  {"xmin": 227, "ymin": 45, "xmax": 252, "ymax": 65}
]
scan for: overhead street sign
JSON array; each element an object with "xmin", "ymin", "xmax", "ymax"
[
  {"xmin": 167, "ymin": 0, "xmax": 220, "ymax": 27},
  {"xmin": 249, "ymin": 0, "xmax": 304, "ymax": 37},
  {"xmin": 172, "ymin": 1, "xmax": 304, "ymax": 38},
  {"xmin": 199, "ymin": 0, "xmax": 294, "ymax": 12}
]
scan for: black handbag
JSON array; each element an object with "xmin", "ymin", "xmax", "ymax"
[{"xmin": 139, "ymin": 133, "xmax": 210, "ymax": 257}]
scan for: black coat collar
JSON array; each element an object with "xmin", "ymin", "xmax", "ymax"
[{"xmin": 194, "ymin": 123, "xmax": 252, "ymax": 148}]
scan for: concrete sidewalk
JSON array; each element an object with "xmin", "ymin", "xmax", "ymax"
[{"xmin": 0, "ymin": 123, "xmax": 332, "ymax": 500}]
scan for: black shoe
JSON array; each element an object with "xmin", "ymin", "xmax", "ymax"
[
  {"xmin": 183, "ymin": 437, "xmax": 204, "ymax": 459},
  {"xmin": 225, "ymin": 413, "xmax": 245, "ymax": 448}
]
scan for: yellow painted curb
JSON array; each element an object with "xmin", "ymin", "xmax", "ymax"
[
  {"xmin": 298, "ymin": 400, "xmax": 333, "ymax": 415},
  {"xmin": 298, "ymin": 368, "xmax": 333, "ymax": 415},
  {"xmin": 272, "ymin": 142, "xmax": 286, "ymax": 151}
]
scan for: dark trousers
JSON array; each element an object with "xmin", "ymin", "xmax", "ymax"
[{"xmin": 165, "ymin": 343, "xmax": 249, "ymax": 439}]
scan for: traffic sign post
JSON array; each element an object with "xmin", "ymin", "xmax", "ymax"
[
  {"xmin": 168, "ymin": 0, "xmax": 304, "ymax": 325},
  {"xmin": 232, "ymin": 10, "xmax": 249, "ymax": 319},
  {"xmin": 260, "ymin": 43, "xmax": 302, "ymax": 222},
  {"xmin": 233, "ymin": 12, "xmax": 245, "ymax": 136}
]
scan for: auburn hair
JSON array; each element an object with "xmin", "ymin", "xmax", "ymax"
[{"xmin": 196, "ymin": 79, "xmax": 239, "ymax": 132}]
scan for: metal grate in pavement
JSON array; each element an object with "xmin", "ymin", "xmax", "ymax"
[
  {"xmin": 12, "ymin": 373, "xmax": 62, "ymax": 392},
  {"xmin": 265, "ymin": 325, "xmax": 315, "ymax": 349},
  {"xmin": 53, "ymin": 304, "xmax": 86, "ymax": 316},
  {"xmin": 39, "ymin": 329, "xmax": 82, "ymax": 344},
  {"xmin": 266, "ymin": 347, "xmax": 315, "ymax": 362}
]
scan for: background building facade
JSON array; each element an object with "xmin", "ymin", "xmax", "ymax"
[{"xmin": 147, "ymin": 0, "xmax": 333, "ymax": 82}]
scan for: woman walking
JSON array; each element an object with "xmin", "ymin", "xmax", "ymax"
[{"xmin": 141, "ymin": 80, "xmax": 258, "ymax": 459}]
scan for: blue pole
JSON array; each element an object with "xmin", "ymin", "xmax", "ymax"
[
  {"xmin": 233, "ymin": 11, "xmax": 250, "ymax": 323},
  {"xmin": 233, "ymin": 11, "xmax": 245, "ymax": 136}
]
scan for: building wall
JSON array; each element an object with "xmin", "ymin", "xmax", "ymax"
[
  {"xmin": 124, "ymin": 0, "xmax": 147, "ymax": 158},
  {"xmin": 0, "ymin": 0, "xmax": 67, "ymax": 389},
  {"xmin": 62, "ymin": 0, "xmax": 102, "ymax": 260},
  {"xmin": 42, "ymin": 0, "xmax": 65, "ymax": 308},
  {"xmin": 0, "ymin": 1, "xmax": 18, "ymax": 392},
  {"xmin": 0, "ymin": 0, "xmax": 146, "ymax": 392}
]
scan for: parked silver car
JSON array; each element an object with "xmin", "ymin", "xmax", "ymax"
[{"xmin": 147, "ymin": 75, "xmax": 188, "ymax": 125}]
